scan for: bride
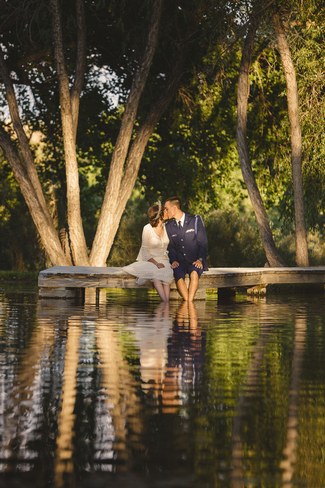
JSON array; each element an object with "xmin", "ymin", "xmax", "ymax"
[{"xmin": 123, "ymin": 201, "xmax": 173, "ymax": 302}]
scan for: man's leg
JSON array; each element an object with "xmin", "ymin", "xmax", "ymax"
[
  {"xmin": 176, "ymin": 301, "xmax": 189, "ymax": 325},
  {"xmin": 176, "ymin": 278, "xmax": 189, "ymax": 301},
  {"xmin": 188, "ymin": 270, "xmax": 199, "ymax": 301},
  {"xmin": 188, "ymin": 301, "xmax": 199, "ymax": 334}
]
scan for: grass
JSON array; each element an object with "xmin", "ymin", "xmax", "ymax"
[{"xmin": 0, "ymin": 270, "xmax": 39, "ymax": 282}]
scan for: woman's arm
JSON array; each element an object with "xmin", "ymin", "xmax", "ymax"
[{"xmin": 140, "ymin": 225, "xmax": 165, "ymax": 267}]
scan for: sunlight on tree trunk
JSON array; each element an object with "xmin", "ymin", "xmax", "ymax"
[
  {"xmin": 0, "ymin": 51, "xmax": 70, "ymax": 266},
  {"xmin": 51, "ymin": 0, "xmax": 89, "ymax": 265},
  {"xmin": 236, "ymin": 20, "xmax": 285, "ymax": 267},
  {"xmin": 90, "ymin": 0, "xmax": 163, "ymax": 266},
  {"xmin": 91, "ymin": 54, "xmax": 184, "ymax": 266},
  {"xmin": 272, "ymin": 13, "xmax": 309, "ymax": 266}
]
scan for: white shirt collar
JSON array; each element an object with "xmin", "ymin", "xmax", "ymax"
[{"xmin": 178, "ymin": 213, "xmax": 185, "ymax": 226}]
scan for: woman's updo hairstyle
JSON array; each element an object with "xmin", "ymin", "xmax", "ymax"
[{"xmin": 148, "ymin": 202, "xmax": 163, "ymax": 227}]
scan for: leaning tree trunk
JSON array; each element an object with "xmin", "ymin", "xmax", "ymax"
[
  {"xmin": 236, "ymin": 22, "xmax": 285, "ymax": 267},
  {"xmin": 272, "ymin": 13, "xmax": 309, "ymax": 266},
  {"xmin": 90, "ymin": 55, "xmax": 185, "ymax": 266},
  {"xmin": 90, "ymin": 0, "xmax": 163, "ymax": 266},
  {"xmin": 0, "ymin": 51, "xmax": 70, "ymax": 266},
  {"xmin": 51, "ymin": 0, "xmax": 89, "ymax": 266}
]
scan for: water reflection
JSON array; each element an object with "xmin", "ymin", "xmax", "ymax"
[
  {"xmin": 280, "ymin": 311, "xmax": 307, "ymax": 487},
  {"xmin": 132, "ymin": 302, "xmax": 172, "ymax": 405},
  {"xmin": 0, "ymin": 288, "xmax": 324, "ymax": 487},
  {"xmin": 55, "ymin": 319, "xmax": 81, "ymax": 486}
]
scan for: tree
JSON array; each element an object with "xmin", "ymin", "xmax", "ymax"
[
  {"xmin": 272, "ymin": 12, "xmax": 309, "ymax": 266},
  {"xmin": 0, "ymin": 48, "xmax": 70, "ymax": 266},
  {"xmin": 1, "ymin": 1, "xmax": 322, "ymax": 270},
  {"xmin": 50, "ymin": 0, "xmax": 89, "ymax": 265},
  {"xmin": 236, "ymin": 12, "xmax": 285, "ymax": 267},
  {"xmin": 0, "ymin": 0, "xmax": 215, "ymax": 267}
]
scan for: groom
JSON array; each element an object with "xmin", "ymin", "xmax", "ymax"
[{"xmin": 164, "ymin": 196, "xmax": 208, "ymax": 301}]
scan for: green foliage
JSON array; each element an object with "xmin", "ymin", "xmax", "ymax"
[
  {"xmin": 0, "ymin": 270, "xmax": 38, "ymax": 281},
  {"xmin": 140, "ymin": 42, "xmax": 245, "ymax": 213},
  {"xmin": 108, "ymin": 188, "xmax": 148, "ymax": 266},
  {"xmin": 206, "ymin": 208, "xmax": 266, "ymax": 266},
  {"xmin": 0, "ymin": 158, "xmax": 46, "ymax": 270},
  {"xmin": 290, "ymin": 4, "xmax": 325, "ymax": 229},
  {"xmin": 0, "ymin": 0, "xmax": 324, "ymax": 269}
]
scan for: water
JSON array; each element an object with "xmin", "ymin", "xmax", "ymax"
[{"xmin": 0, "ymin": 283, "xmax": 324, "ymax": 487}]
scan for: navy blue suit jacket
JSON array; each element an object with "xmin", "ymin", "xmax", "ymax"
[{"xmin": 165, "ymin": 213, "xmax": 208, "ymax": 271}]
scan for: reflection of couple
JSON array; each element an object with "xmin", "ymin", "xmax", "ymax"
[
  {"xmin": 123, "ymin": 196, "xmax": 208, "ymax": 302},
  {"xmin": 134, "ymin": 300, "xmax": 204, "ymax": 414}
]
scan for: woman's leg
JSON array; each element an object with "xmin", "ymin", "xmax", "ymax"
[
  {"xmin": 153, "ymin": 280, "xmax": 168, "ymax": 301},
  {"xmin": 163, "ymin": 283, "xmax": 170, "ymax": 302}
]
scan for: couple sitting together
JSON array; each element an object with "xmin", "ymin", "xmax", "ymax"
[{"xmin": 123, "ymin": 196, "xmax": 208, "ymax": 302}]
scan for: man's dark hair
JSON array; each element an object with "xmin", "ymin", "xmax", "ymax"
[{"xmin": 165, "ymin": 196, "xmax": 181, "ymax": 209}]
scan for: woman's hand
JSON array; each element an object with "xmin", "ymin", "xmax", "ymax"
[{"xmin": 148, "ymin": 258, "xmax": 164, "ymax": 268}]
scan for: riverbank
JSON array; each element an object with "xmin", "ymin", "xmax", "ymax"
[{"xmin": 0, "ymin": 270, "xmax": 38, "ymax": 282}]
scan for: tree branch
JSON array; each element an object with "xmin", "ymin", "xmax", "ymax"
[
  {"xmin": 50, "ymin": 0, "xmax": 89, "ymax": 265},
  {"xmin": 50, "ymin": 0, "xmax": 73, "ymax": 125},
  {"xmin": 0, "ymin": 49, "xmax": 33, "ymax": 168},
  {"xmin": 0, "ymin": 46, "xmax": 55, "ymax": 226},
  {"xmin": 236, "ymin": 12, "xmax": 285, "ymax": 266},
  {"xmin": 272, "ymin": 12, "xmax": 309, "ymax": 266},
  {"xmin": 90, "ymin": 0, "xmax": 163, "ymax": 265},
  {"xmin": 0, "ymin": 125, "xmax": 70, "ymax": 265},
  {"xmin": 70, "ymin": 0, "xmax": 86, "ymax": 140},
  {"xmin": 121, "ymin": 49, "xmax": 185, "ymax": 199}
]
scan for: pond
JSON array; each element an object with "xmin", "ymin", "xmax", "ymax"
[{"xmin": 0, "ymin": 283, "xmax": 324, "ymax": 487}]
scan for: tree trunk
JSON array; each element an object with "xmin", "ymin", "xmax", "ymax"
[
  {"xmin": 236, "ymin": 22, "xmax": 285, "ymax": 267},
  {"xmin": 71, "ymin": 0, "xmax": 86, "ymax": 142},
  {"xmin": 0, "ymin": 50, "xmax": 70, "ymax": 266},
  {"xmin": 90, "ymin": 0, "xmax": 163, "ymax": 266},
  {"xmin": 272, "ymin": 13, "xmax": 309, "ymax": 266},
  {"xmin": 90, "ymin": 58, "xmax": 184, "ymax": 266},
  {"xmin": 51, "ymin": 0, "xmax": 89, "ymax": 266}
]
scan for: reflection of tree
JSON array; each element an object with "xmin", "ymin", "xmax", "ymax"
[
  {"xmin": 0, "ymin": 319, "xmax": 55, "ymax": 470},
  {"xmin": 55, "ymin": 320, "xmax": 81, "ymax": 488},
  {"xmin": 230, "ymin": 315, "xmax": 271, "ymax": 488},
  {"xmin": 228, "ymin": 303, "xmax": 308, "ymax": 487},
  {"xmin": 95, "ymin": 320, "xmax": 143, "ymax": 469},
  {"xmin": 53, "ymin": 308, "xmax": 146, "ymax": 477},
  {"xmin": 0, "ymin": 299, "xmax": 148, "ymax": 481},
  {"xmin": 280, "ymin": 311, "xmax": 307, "ymax": 486},
  {"xmin": 1, "ymin": 295, "xmax": 323, "ymax": 486}
]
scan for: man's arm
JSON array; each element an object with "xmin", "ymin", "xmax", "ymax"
[
  {"xmin": 196, "ymin": 216, "xmax": 208, "ymax": 267},
  {"xmin": 166, "ymin": 223, "xmax": 178, "ymax": 264}
]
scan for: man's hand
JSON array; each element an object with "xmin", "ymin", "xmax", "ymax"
[
  {"xmin": 171, "ymin": 261, "xmax": 180, "ymax": 269},
  {"xmin": 156, "ymin": 262, "xmax": 165, "ymax": 269},
  {"xmin": 193, "ymin": 259, "xmax": 203, "ymax": 269}
]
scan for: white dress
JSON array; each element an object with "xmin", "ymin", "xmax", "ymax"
[{"xmin": 123, "ymin": 223, "xmax": 174, "ymax": 284}]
